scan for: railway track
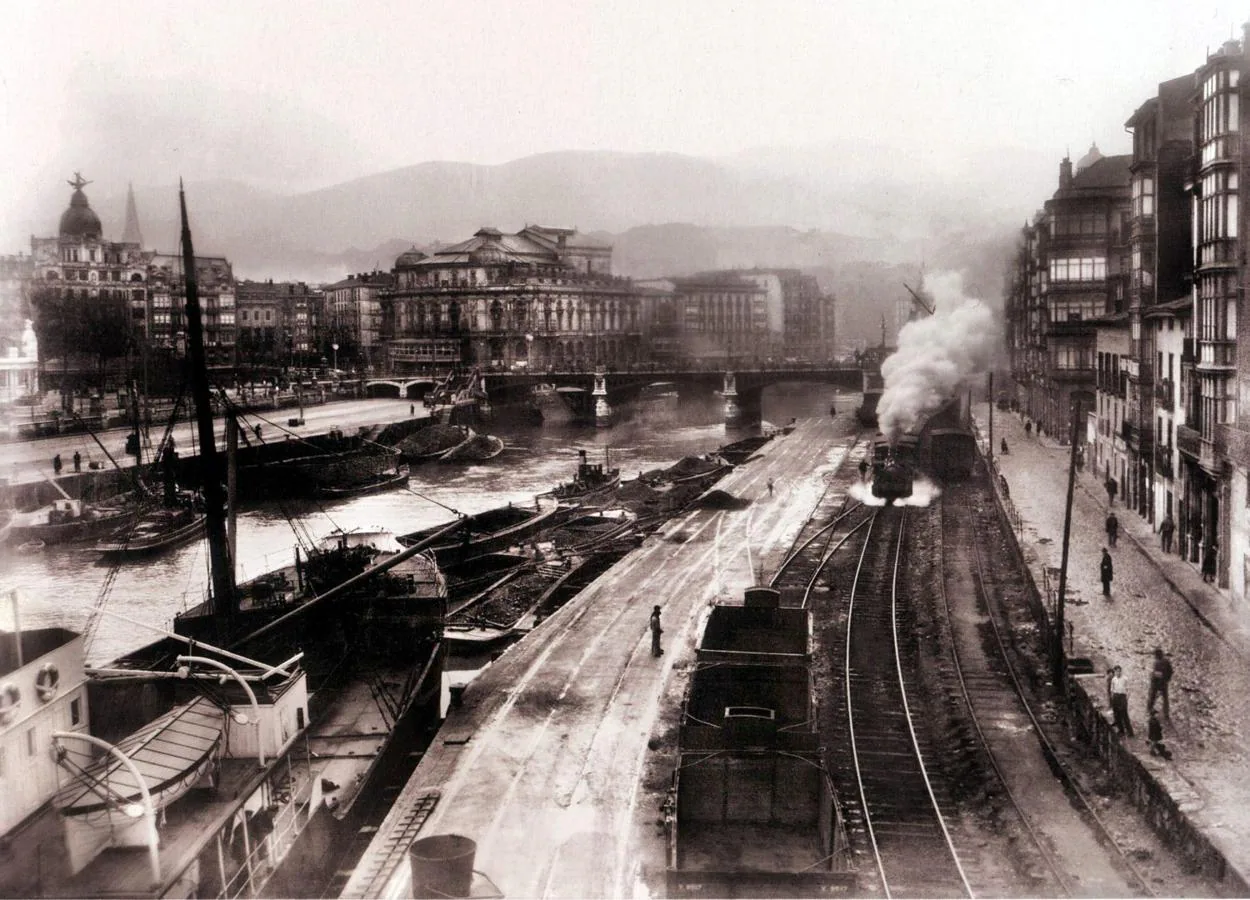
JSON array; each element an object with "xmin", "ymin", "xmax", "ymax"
[
  {"xmin": 939, "ymin": 474, "xmax": 1157, "ymax": 897},
  {"xmin": 839, "ymin": 507, "xmax": 972, "ymax": 897}
]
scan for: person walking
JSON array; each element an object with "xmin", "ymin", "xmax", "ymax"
[
  {"xmin": 649, "ymin": 605, "xmax": 664, "ymax": 657},
  {"xmin": 1105, "ymin": 511, "xmax": 1119, "ymax": 547},
  {"xmin": 1105, "ymin": 477, "xmax": 1117, "ymax": 505},
  {"xmin": 767, "ymin": 477, "xmax": 775, "ymax": 497},
  {"xmin": 1147, "ymin": 647, "xmax": 1173, "ymax": 720},
  {"xmin": 1107, "ymin": 665, "xmax": 1134, "ymax": 737},
  {"xmin": 1202, "ymin": 542, "xmax": 1218, "ymax": 583},
  {"xmin": 1100, "ymin": 547, "xmax": 1114, "ymax": 597},
  {"xmin": 1024, "ymin": 420, "xmax": 1032, "ymax": 437},
  {"xmin": 53, "ymin": 453, "xmax": 63, "ymax": 476},
  {"xmin": 1000, "ymin": 437, "xmax": 1009, "ymax": 455},
  {"xmin": 1160, "ymin": 513, "xmax": 1175, "ymax": 554},
  {"xmin": 72, "ymin": 451, "xmax": 81, "ymax": 473}
]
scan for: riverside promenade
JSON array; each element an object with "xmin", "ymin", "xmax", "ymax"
[
  {"xmin": 343, "ymin": 416, "xmax": 855, "ymax": 899},
  {"xmin": 987, "ymin": 403, "xmax": 1250, "ymax": 892}
]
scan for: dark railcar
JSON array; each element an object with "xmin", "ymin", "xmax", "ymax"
[{"xmin": 870, "ymin": 397, "xmax": 977, "ymax": 500}]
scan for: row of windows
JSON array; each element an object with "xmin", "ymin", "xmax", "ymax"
[
  {"xmin": 1200, "ymin": 91, "xmax": 1240, "ymax": 141},
  {"xmin": 240, "ymin": 309, "xmax": 275, "ymax": 322},
  {"xmin": 1049, "ymin": 257, "xmax": 1108, "ymax": 282},
  {"xmin": 1050, "ymin": 213, "xmax": 1107, "ymax": 237},
  {"xmin": 1202, "ymin": 67, "xmax": 1240, "ymax": 100}
]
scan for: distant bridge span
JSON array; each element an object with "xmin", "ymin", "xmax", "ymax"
[{"xmin": 366, "ymin": 364, "xmax": 863, "ymax": 425}]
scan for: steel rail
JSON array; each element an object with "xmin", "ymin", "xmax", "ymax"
[
  {"xmin": 965, "ymin": 484, "xmax": 1158, "ymax": 897},
  {"xmin": 937, "ymin": 494, "xmax": 1074, "ymax": 896}
]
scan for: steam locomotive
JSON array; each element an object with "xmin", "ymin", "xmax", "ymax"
[{"xmin": 870, "ymin": 398, "xmax": 978, "ymax": 501}]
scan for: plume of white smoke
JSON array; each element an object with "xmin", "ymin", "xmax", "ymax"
[{"xmin": 876, "ymin": 272, "xmax": 998, "ymax": 443}]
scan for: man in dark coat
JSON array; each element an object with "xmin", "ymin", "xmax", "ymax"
[
  {"xmin": 1148, "ymin": 647, "xmax": 1174, "ymax": 720},
  {"xmin": 650, "ymin": 605, "xmax": 663, "ymax": 657},
  {"xmin": 1105, "ymin": 511, "xmax": 1119, "ymax": 547},
  {"xmin": 1100, "ymin": 548, "xmax": 1114, "ymax": 597},
  {"xmin": 1202, "ymin": 542, "xmax": 1218, "ymax": 583},
  {"xmin": 1159, "ymin": 513, "xmax": 1175, "ymax": 554}
]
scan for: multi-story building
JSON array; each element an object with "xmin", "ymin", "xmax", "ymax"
[
  {"xmin": 235, "ymin": 280, "xmax": 323, "ymax": 368},
  {"xmin": 670, "ymin": 272, "xmax": 770, "ymax": 364},
  {"xmin": 26, "ymin": 175, "xmax": 237, "ymax": 378},
  {"xmin": 1186, "ymin": 34, "xmax": 1250, "ymax": 592},
  {"xmin": 738, "ymin": 269, "xmax": 835, "ymax": 362},
  {"xmin": 384, "ymin": 227, "xmax": 643, "ymax": 372},
  {"xmin": 1146, "ymin": 298, "xmax": 1191, "ymax": 544},
  {"xmin": 1092, "ymin": 313, "xmax": 1130, "ymax": 500},
  {"xmin": 143, "ymin": 252, "xmax": 236, "ymax": 363},
  {"xmin": 1007, "ymin": 149, "xmax": 1131, "ymax": 442},
  {"xmin": 324, "ymin": 271, "xmax": 393, "ymax": 371},
  {"xmin": 1122, "ymin": 75, "xmax": 1194, "ymax": 522}
]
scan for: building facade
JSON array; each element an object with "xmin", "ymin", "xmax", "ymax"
[
  {"xmin": 383, "ymin": 227, "xmax": 643, "ymax": 372},
  {"xmin": 1006, "ymin": 24, "xmax": 1250, "ymax": 599},
  {"xmin": 323, "ymin": 272, "xmax": 391, "ymax": 371},
  {"xmin": 235, "ymin": 280, "xmax": 323, "ymax": 369},
  {"xmin": 26, "ymin": 175, "xmax": 238, "ymax": 381}
]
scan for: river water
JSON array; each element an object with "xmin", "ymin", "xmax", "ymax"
[{"xmin": 1, "ymin": 385, "xmax": 844, "ymax": 664}]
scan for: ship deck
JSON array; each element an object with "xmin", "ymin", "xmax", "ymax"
[
  {"xmin": 343, "ymin": 417, "xmax": 855, "ymax": 899},
  {"xmin": 0, "ymin": 752, "xmax": 307, "ymax": 899}
]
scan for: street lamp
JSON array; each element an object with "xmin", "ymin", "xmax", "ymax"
[{"xmin": 332, "ymin": 342, "xmax": 339, "ymax": 374}]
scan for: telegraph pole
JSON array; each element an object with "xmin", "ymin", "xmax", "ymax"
[{"xmin": 1053, "ymin": 401, "xmax": 1081, "ymax": 686}]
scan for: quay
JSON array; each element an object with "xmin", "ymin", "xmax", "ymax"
[{"xmin": 343, "ymin": 416, "xmax": 852, "ymax": 899}]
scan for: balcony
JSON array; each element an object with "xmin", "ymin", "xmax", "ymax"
[
  {"xmin": 1154, "ymin": 380, "xmax": 1175, "ymax": 411},
  {"xmin": 1197, "ymin": 238, "xmax": 1238, "ymax": 271},
  {"xmin": 1177, "ymin": 424, "xmax": 1220, "ymax": 474},
  {"xmin": 1155, "ymin": 444, "xmax": 1174, "ymax": 479},
  {"xmin": 1196, "ymin": 340, "xmax": 1237, "ymax": 371}
]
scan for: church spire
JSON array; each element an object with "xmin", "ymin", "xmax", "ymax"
[{"xmin": 122, "ymin": 182, "xmax": 143, "ymax": 247}]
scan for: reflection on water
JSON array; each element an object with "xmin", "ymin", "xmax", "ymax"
[{"xmin": 1, "ymin": 385, "xmax": 845, "ymax": 663}]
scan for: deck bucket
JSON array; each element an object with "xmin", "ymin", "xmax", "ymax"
[{"xmin": 409, "ymin": 834, "xmax": 476, "ymax": 898}]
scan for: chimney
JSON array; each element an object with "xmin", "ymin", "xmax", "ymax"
[{"xmin": 1059, "ymin": 156, "xmax": 1074, "ymax": 191}]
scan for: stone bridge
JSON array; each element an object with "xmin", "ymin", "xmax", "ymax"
[{"xmin": 367, "ymin": 365, "xmax": 861, "ymax": 426}]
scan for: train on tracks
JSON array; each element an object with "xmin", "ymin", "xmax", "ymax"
[{"xmin": 870, "ymin": 396, "xmax": 978, "ymax": 502}]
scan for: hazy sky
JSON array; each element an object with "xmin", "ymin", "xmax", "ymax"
[{"xmin": 2, "ymin": 0, "xmax": 1245, "ymax": 248}]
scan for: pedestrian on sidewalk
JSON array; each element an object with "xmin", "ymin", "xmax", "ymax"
[
  {"xmin": 1106, "ymin": 665, "xmax": 1134, "ymax": 737},
  {"xmin": 1105, "ymin": 511, "xmax": 1119, "ymax": 547},
  {"xmin": 1025, "ymin": 420, "xmax": 1032, "ymax": 437},
  {"xmin": 72, "ymin": 451, "xmax": 81, "ymax": 472},
  {"xmin": 1100, "ymin": 548, "xmax": 1114, "ymax": 597},
  {"xmin": 1202, "ymin": 542, "xmax": 1218, "ymax": 583},
  {"xmin": 1105, "ymin": 477, "xmax": 1117, "ymax": 505},
  {"xmin": 1148, "ymin": 647, "xmax": 1173, "ymax": 720},
  {"xmin": 1160, "ymin": 513, "xmax": 1175, "ymax": 554},
  {"xmin": 1076, "ymin": 446, "xmax": 1085, "ymax": 472},
  {"xmin": 649, "ymin": 605, "xmax": 664, "ymax": 657},
  {"xmin": 53, "ymin": 453, "xmax": 62, "ymax": 476},
  {"xmin": 1147, "ymin": 709, "xmax": 1172, "ymax": 758}
]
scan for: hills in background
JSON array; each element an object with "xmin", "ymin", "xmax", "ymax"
[{"xmin": 40, "ymin": 146, "xmax": 1055, "ymax": 344}]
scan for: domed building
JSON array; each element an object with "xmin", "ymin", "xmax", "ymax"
[
  {"xmin": 27, "ymin": 174, "xmax": 238, "ymax": 384},
  {"xmin": 58, "ymin": 174, "xmax": 103, "ymax": 240}
]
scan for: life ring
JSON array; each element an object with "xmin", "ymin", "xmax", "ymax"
[
  {"xmin": 0, "ymin": 683, "xmax": 21, "ymax": 724},
  {"xmin": 36, "ymin": 664, "xmax": 60, "ymax": 703}
]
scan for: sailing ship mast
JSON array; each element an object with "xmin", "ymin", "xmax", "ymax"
[{"xmin": 178, "ymin": 183, "xmax": 235, "ymax": 633}]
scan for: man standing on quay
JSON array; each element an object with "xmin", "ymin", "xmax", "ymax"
[{"xmin": 650, "ymin": 605, "xmax": 664, "ymax": 657}]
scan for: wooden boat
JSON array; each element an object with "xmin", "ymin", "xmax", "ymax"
[
  {"xmin": 716, "ymin": 435, "xmax": 774, "ymax": 465},
  {"xmin": 95, "ymin": 494, "xmax": 206, "ymax": 557},
  {"xmin": 7, "ymin": 497, "xmax": 143, "ymax": 546},
  {"xmin": 237, "ymin": 432, "xmax": 402, "ymax": 499},
  {"xmin": 439, "ymin": 432, "xmax": 504, "ymax": 462},
  {"xmin": 397, "ymin": 501, "xmax": 576, "ymax": 563},
  {"xmin": 396, "ymin": 423, "xmax": 473, "ymax": 462},
  {"xmin": 442, "ymin": 550, "xmax": 533, "ymax": 599},
  {"xmin": 53, "ymin": 697, "xmax": 225, "ymax": 823},
  {"xmin": 316, "ymin": 464, "xmax": 410, "ymax": 498}
]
